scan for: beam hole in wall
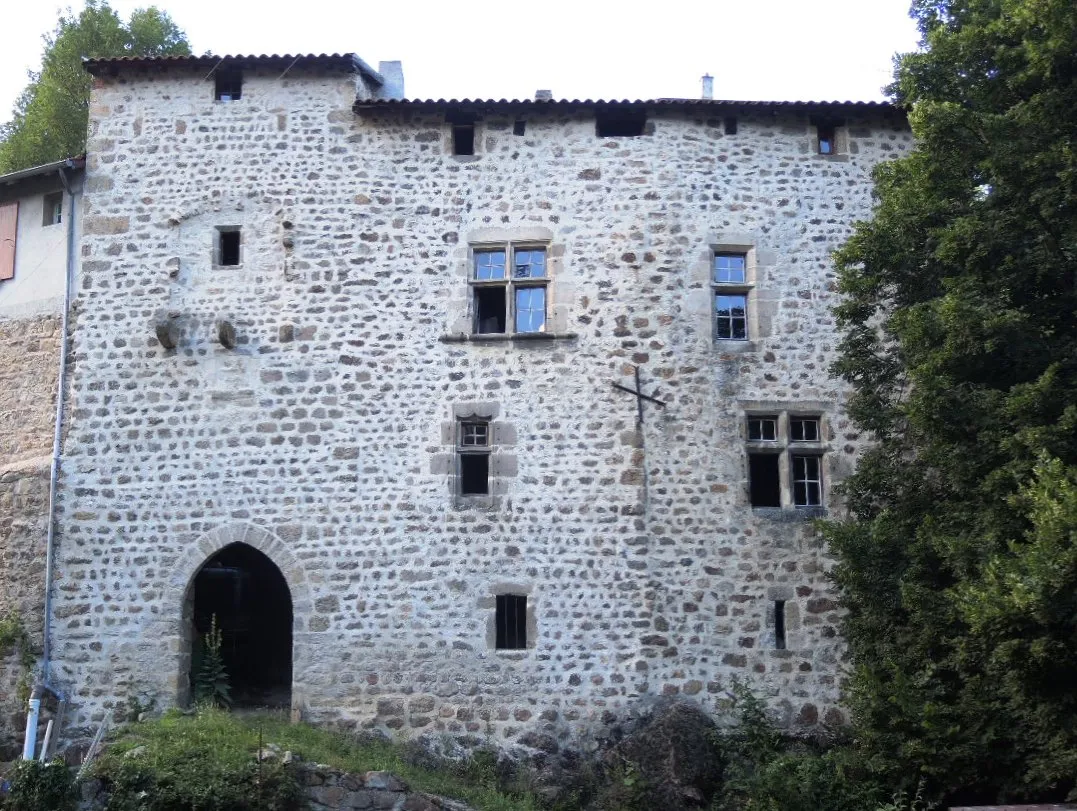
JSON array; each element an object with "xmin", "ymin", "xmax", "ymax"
[
  {"xmin": 187, "ymin": 543, "xmax": 292, "ymax": 708},
  {"xmin": 452, "ymin": 124, "xmax": 475, "ymax": 155},
  {"xmin": 513, "ymin": 120, "xmax": 526, "ymax": 136}
]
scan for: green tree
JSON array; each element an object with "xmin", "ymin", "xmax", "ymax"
[
  {"xmin": 824, "ymin": 0, "xmax": 1077, "ymax": 803},
  {"xmin": 0, "ymin": 1, "xmax": 190, "ymax": 172}
]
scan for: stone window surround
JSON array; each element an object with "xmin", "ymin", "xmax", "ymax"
[
  {"xmin": 441, "ymin": 227, "xmax": 577, "ymax": 343},
  {"xmin": 431, "ymin": 401, "xmax": 518, "ymax": 509},
  {"xmin": 741, "ymin": 400, "xmax": 831, "ymax": 517},
  {"xmin": 765, "ymin": 585, "xmax": 802, "ymax": 651},
  {"xmin": 478, "ymin": 582, "xmax": 537, "ymax": 655},
  {"xmin": 695, "ymin": 234, "xmax": 778, "ymax": 351},
  {"xmin": 808, "ymin": 115, "xmax": 850, "ymax": 161}
]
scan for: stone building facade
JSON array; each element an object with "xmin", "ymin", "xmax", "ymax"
[
  {"xmin": 45, "ymin": 53, "xmax": 912, "ymax": 748},
  {"xmin": 0, "ymin": 159, "xmax": 82, "ymax": 755}
]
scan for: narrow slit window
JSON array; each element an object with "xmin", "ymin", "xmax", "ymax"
[
  {"xmin": 790, "ymin": 417, "xmax": 820, "ymax": 442},
  {"xmin": 452, "ymin": 123, "xmax": 475, "ymax": 155},
  {"xmin": 774, "ymin": 600, "xmax": 786, "ymax": 649},
  {"xmin": 792, "ymin": 455, "xmax": 823, "ymax": 507},
  {"xmin": 748, "ymin": 416, "xmax": 778, "ymax": 442},
  {"xmin": 495, "ymin": 594, "xmax": 527, "ymax": 650},
  {"xmin": 749, "ymin": 453, "xmax": 781, "ymax": 508},
  {"xmin": 459, "ymin": 453, "xmax": 489, "ymax": 495},
  {"xmin": 42, "ymin": 192, "xmax": 63, "ymax": 226},
  {"xmin": 474, "ymin": 287, "xmax": 507, "ymax": 334},
  {"xmin": 595, "ymin": 109, "xmax": 647, "ymax": 137},
  {"xmin": 817, "ymin": 124, "xmax": 836, "ymax": 155},
  {"xmin": 715, "ymin": 294, "xmax": 748, "ymax": 340},
  {"xmin": 217, "ymin": 228, "xmax": 241, "ymax": 266},
  {"xmin": 215, "ymin": 70, "xmax": 242, "ymax": 102},
  {"xmin": 513, "ymin": 120, "xmax": 526, "ymax": 136}
]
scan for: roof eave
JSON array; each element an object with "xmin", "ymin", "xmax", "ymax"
[{"xmin": 0, "ymin": 156, "xmax": 85, "ymax": 187}]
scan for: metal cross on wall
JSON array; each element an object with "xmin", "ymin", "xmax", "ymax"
[{"xmin": 612, "ymin": 365, "xmax": 667, "ymax": 426}]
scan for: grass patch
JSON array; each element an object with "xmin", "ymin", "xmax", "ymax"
[{"xmin": 97, "ymin": 707, "xmax": 542, "ymax": 811}]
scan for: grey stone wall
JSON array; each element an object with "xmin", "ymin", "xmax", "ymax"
[{"xmin": 51, "ymin": 64, "xmax": 913, "ymax": 747}]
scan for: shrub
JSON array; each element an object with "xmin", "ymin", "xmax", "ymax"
[{"xmin": 0, "ymin": 759, "xmax": 77, "ymax": 811}]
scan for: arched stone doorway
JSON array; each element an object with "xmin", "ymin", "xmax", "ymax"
[{"xmin": 187, "ymin": 542, "xmax": 293, "ymax": 708}]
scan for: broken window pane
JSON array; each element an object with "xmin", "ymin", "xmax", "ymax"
[
  {"xmin": 460, "ymin": 453, "xmax": 489, "ymax": 495},
  {"xmin": 495, "ymin": 594, "xmax": 527, "ymax": 649},
  {"xmin": 474, "ymin": 287, "xmax": 506, "ymax": 334},
  {"xmin": 714, "ymin": 253, "xmax": 746, "ymax": 284},
  {"xmin": 748, "ymin": 416, "xmax": 778, "ymax": 441},
  {"xmin": 474, "ymin": 251, "xmax": 506, "ymax": 280},
  {"xmin": 460, "ymin": 422, "xmax": 489, "ymax": 447},
  {"xmin": 792, "ymin": 455, "xmax": 822, "ymax": 506},
  {"xmin": 515, "ymin": 287, "xmax": 546, "ymax": 333},
  {"xmin": 749, "ymin": 453, "xmax": 781, "ymax": 508},
  {"xmin": 512, "ymin": 249, "xmax": 546, "ymax": 279},
  {"xmin": 790, "ymin": 417, "xmax": 820, "ymax": 442},
  {"xmin": 715, "ymin": 294, "xmax": 748, "ymax": 340}
]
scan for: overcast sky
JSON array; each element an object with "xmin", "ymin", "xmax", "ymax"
[{"xmin": 0, "ymin": 0, "xmax": 921, "ymax": 124}]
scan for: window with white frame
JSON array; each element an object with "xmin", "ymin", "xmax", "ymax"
[
  {"xmin": 713, "ymin": 252, "xmax": 750, "ymax": 340},
  {"xmin": 746, "ymin": 412, "xmax": 825, "ymax": 509},
  {"xmin": 458, "ymin": 419, "xmax": 491, "ymax": 495},
  {"xmin": 471, "ymin": 244, "xmax": 549, "ymax": 335}
]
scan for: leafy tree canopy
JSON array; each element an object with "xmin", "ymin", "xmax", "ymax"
[
  {"xmin": 0, "ymin": 1, "xmax": 190, "ymax": 173},
  {"xmin": 825, "ymin": 0, "xmax": 1077, "ymax": 803}
]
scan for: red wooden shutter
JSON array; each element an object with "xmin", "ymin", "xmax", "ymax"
[{"xmin": 0, "ymin": 202, "xmax": 18, "ymax": 281}]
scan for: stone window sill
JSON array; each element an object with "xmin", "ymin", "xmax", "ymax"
[
  {"xmin": 751, "ymin": 506, "xmax": 828, "ymax": 522},
  {"xmin": 812, "ymin": 153, "xmax": 850, "ymax": 162},
  {"xmin": 439, "ymin": 332, "xmax": 578, "ymax": 344},
  {"xmin": 714, "ymin": 339, "xmax": 760, "ymax": 354}
]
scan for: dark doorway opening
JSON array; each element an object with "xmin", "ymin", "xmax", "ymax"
[{"xmin": 190, "ymin": 543, "xmax": 292, "ymax": 708}]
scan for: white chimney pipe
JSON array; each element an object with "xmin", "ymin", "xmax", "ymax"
[{"xmin": 701, "ymin": 74, "xmax": 714, "ymax": 100}]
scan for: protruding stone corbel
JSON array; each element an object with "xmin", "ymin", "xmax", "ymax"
[
  {"xmin": 153, "ymin": 310, "xmax": 181, "ymax": 350},
  {"xmin": 217, "ymin": 318, "xmax": 237, "ymax": 349}
]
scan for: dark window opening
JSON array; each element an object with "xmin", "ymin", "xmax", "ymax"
[
  {"xmin": 452, "ymin": 124, "xmax": 475, "ymax": 155},
  {"xmin": 723, "ymin": 116, "xmax": 738, "ymax": 135},
  {"xmin": 817, "ymin": 124, "xmax": 836, "ymax": 155},
  {"xmin": 792, "ymin": 455, "xmax": 822, "ymax": 507},
  {"xmin": 748, "ymin": 416, "xmax": 778, "ymax": 441},
  {"xmin": 774, "ymin": 600, "xmax": 786, "ymax": 649},
  {"xmin": 790, "ymin": 417, "xmax": 820, "ymax": 442},
  {"xmin": 190, "ymin": 542, "xmax": 292, "ymax": 708},
  {"xmin": 496, "ymin": 594, "xmax": 527, "ymax": 649},
  {"xmin": 460, "ymin": 453, "xmax": 489, "ymax": 495},
  {"xmin": 42, "ymin": 192, "xmax": 62, "ymax": 226},
  {"xmin": 595, "ymin": 109, "xmax": 647, "ymax": 137},
  {"xmin": 749, "ymin": 453, "xmax": 781, "ymax": 508},
  {"xmin": 215, "ymin": 70, "xmax": 242, "ymax": 102},
  {"xmin": 218, "ymin": 229, "xmax": 241, "ymax": 266},
  {"xmin": 513, "ymin": 119, "xmax": 526, "ymax": 136},
  {"xmin": 474, "ymin": 286, "xmax": 506, "ymax": 334}
]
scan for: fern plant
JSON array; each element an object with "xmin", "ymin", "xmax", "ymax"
[{"xmin": 193, "ymin": 615, "xmax": 231, "ymax": 708}]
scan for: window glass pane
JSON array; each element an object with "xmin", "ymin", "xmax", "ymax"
[
  {"xmin": 460, "ymin": 422, "xmax": 489, "ymax": 447},
  {"xmin": 474, "ymin": 250, "xmax": 506, "ymax": 280},
  {"xmin": 714, "ymin": 253, "xmax": 746, "ymax": 284},
  {"xmin": 513, "ymin": 249, "xmax": 546, "ymax": 279},
  {"xmin": 515, "ymin": 286, "xmax": 546, "ymax": 333},
  {"xmin": 715, "ymin": 294, "xmax": 748, "ymax": 340},
  {"xmin": 792, "ymin": 455, "xmax": 822, "ymax": 506},
  {"xmin": 748, "ymin": 416, "xmax": 777, "ymax": 441},
  {"xmin": 791, "ymin": 417, "xmax": 820, "ymax": 442}
]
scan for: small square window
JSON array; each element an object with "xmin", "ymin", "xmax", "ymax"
[
  {"xmin": 595, "ymin": 109, "xmax": 646, "ymax": 137},
  {"xmin": 817, "ymin": 124, "xmax": 836, "ymax": 155},
  {"xmin": 42, "ymin": 192, "xmax": 62, "ymax": 226},
  {"xmin": 748, "ymin": 416, "xmax": 778, "ymax": 441},
  {"xmin": 790, "ymin": 417, "xmax": 820, "ymax": 442},
  {"xmin": 723, "ymin": 116, "xmax": 738, "ymax": 135},
  {"xmin": 792, "ymin": 455, "xmax": 823, "ymax": 507},
  {"xmin": 715, "ymin": 294, "xmax": 748, "ymax": 340},
  {"xmin": 495, "ymin": 594, "xmax": 527, "ymax": 650},
  {"xmin": 452, "ymin": 123, "xmax": 475, "ymax": 156},
  {"xmin": 460, "ymin": 422, "xmax": 489, "ymax": 447},
  {"xmin": 748, "ymin": 453, "xmax": 781, "ymax": 508},
  {"xmin": 215, "ymin": 70, "xmax": 242, "ymax": 102},
  {"xmin": 217, "ymin": 228, "xmax": 241, "ymax": 266},
  {"xmin": 714, "ymin": 253, "xmax": 746, "ymax": 284},
  {"xmin": 513, "ymin": 120, "xmax": 526, "ymax": 136}
]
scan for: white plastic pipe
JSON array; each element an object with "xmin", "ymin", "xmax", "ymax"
[{"xmin": 22, "ymin": 688, "xmax": 42, "ymax": 760}]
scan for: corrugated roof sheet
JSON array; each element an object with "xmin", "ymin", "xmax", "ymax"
[
  {"xmin": 0, "ymin": 157, "xmax": 85, "ymax": 186},
  {"xmin": 353, "ymin": 97, "xmax": 898, "ymax": 110},
  {"xmin": 83, "ymin": 52, "xmax": 383, "ymax": 83}
]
